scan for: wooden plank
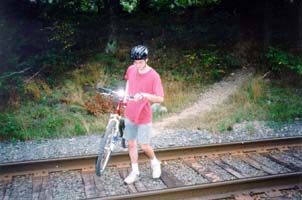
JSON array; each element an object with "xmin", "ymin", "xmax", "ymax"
[
  {"xmin": 0, "ymin": 180, "xmax": 6, "ymax": 200},
  {"xmin": 234, "ymin": 194, "xmax": 254, "ymax": 200},
  {"xmin": 119, "ymin": 169, "xmax": 137, "ymax": 193},
  {"xmin": 160, "ymin": 167, "xmax": 184, "ymax": 188},
  {"xmin": 38, "ymin": 176, "xmax": 52, "ymax": 200},
  {"xmin": 240, "ymin": 154, "xmax": 277, "ymax": 175},
  {"xmin": 82, "ymin": 172, "xmax": 98, "ymax": 198},
  {"xmin": 0, "ymin": 188, "xmax": 3, "ymax": 200},
  {"xmin": 133, "ymin": 179, "xmax": 148, "ymax": 192},
  {"xmin": 185, "ymin": 159, "xmax": 222, "ymax": 182},
  {"xmin": 32, "ymin": 176, "xmax": 43, "ymax": 200},
  {"xmin": 2, "ymin": 182, "xmax": 11, "ymax": 200},
  {"xmin": 289, "ymin": 152, "xmax": 302, "ymax": 162},
  {"xmin": 264, "ymin": 153, "xmax": 302, "ymax": 171},
  {"xmin": 214, "ymin": 160, "xmax": 246, "ymax": 179},
  {"xmin": 126, "ymin": 168, "xmax": 148, "ymax": 192},
  {"xmin": 266, "ymin": 190, "xmax": 283, "ymax": 197},
  {"xmin": 93, "ymin": 174, "xmax": 106, "ymax": 197},
  {"xmin": 284, "ymin": 153, "xmax": 302, "ymax": 167}
]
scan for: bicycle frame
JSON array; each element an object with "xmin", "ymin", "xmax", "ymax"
[
  {"xmin": 95, "ymin": 86, "xmax": 128, "ymax": 176},
  {"xmin": 106, "ymin": 99, "xmax": 126, "ymax": 150}
]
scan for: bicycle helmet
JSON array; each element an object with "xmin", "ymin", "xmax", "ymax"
[{"xmin": 130, "ymin": 45, "xmax": 148, "ymax": 60}]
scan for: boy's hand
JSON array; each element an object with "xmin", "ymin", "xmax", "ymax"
[{"xmin": 133, "ymin": 93, "xmax": 144, "ymax": 102}]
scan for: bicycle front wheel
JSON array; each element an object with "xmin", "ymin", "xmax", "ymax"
[{"xmin": 96, "ymin": 120, "xmax": 117, "ymax": 176}]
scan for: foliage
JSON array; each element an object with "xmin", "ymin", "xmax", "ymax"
[
  {"xmin": 84, "ymin": 94, "xmax": 114, "ymax": 116},
  {"xmin": 93, "ymin": 53, "xmax": 126, "ymax": 76},
  {"xmin": 174, "ymin": 0, "xmax": 221, "ymax": 8},
  {"xmin": 160, "ymin": 74, "xmax": 202, "ymax": 113},
  {"xmin": 1, "ymin": 0, "xmax": 301, "ymax": 141},
  {"xmin": 266, "ymin": 47, "xmax": 302, "ymax": 75},
  {"xmin": 173, "ymin": 76, "xmax": 302, "ymax": 132},
  {"xmin": 149, "ymin": 0, "xmax": 221, "ymax": 10},
  {"xmin": 0, "ymin": 113, "xmax": 21, "ymax": 140},
  {"xmin": 0, "ymin": 45, "xmax": 238, "ymax": 141},
  {"xmin": 230, "ymin": 77, "xmax": 302, "ymax": 123},
  {"xmin": 265, "ymin": 86, "xmax": 302, "ymax": 121},
  {"xmin": 150, "ymin": 48, "xmax": 236, "ymax": 85},
  {"xmin": 105, "ymin": 39, "xmax": 118, "ymax": 54},
  {"xmin": 36, "ymin": 0, "xmax": 222, "ymax": 13},
  {"xmin": 0, "ymin": 100, "xmax": 108, "ymax": 141},
  {"xmin": 120, "ymin": 0, "xmax": 138, "ymax": 12},
  {"xmin": 0, "ymin": 2, "xmax": 80, "ymax": 107},
  {"xmin": 24, "ymin": 79, "xmax": 52, "ymax": 101},
  {"xmin": 230, "ymin": 78, "xmax": 302, "ymax": 123},
  {"xmin": 45, "ymin": 20, "xmax": 77, "ymax": 50},
  {"xmin": 0, "ymin": 14, "xmax": 22, "ymax": 73},
  {"xmin": 180, "ymin": 49, "xmax": 238, "ymax": 82},
  {"xmin": 38, "ymin": 0, "xmax": 100, "ymax": 12}
]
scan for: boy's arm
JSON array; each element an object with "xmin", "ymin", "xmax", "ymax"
[
  {"xmin": 139, "ymin": 75, "xmax": 164, "ymax": 103},
  {"xmin": 140, "ymin": 93, "xmax": 164, "ymax": 103},
  {"xmin": 124, "ymin": 81, "xmax": 129, "ymax": 103}
]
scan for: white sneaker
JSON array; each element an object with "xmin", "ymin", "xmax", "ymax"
[
  {"xmin": 124, "ymin": 171, "xmax": 140, "ymax": 184},
  {"xmin": 151, "ymin": 161, "xmax": 161, "ymax": 179}
]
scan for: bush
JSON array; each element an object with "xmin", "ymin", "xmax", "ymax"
[
  {"xmin": 266, "ymin": 47, "xmax": 302, "ymax": 75},
  {"xmin": 265, "ymin": 86, "xmax": 302, "ymax": 121},
  {"xmin": 0, "ymin": 102, "xmax": 92, "ymax": 141},
  {"xmin": 0, "ymin": 113, "xmax": 22, "ymax": 140}
]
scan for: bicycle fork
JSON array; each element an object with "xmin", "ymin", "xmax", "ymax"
[{"xmin": 107, "ymin": 116, "xmax": 120, "ymax": 151}]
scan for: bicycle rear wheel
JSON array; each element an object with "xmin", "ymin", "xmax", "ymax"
[
  {"xmin": 96, "ymin": 120, "xmax": 117, "ymax": 176},
  {"xmin": 118, "ymin": 118, "xmax": 127, "ymax": 148}
]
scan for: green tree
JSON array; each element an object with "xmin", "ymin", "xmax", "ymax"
[{"xmin": 28, "ymin": 0, "xmax": 222, "ymax": 53}]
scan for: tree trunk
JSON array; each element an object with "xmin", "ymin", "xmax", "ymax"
[
  {"xmin": 297, "ymin": 0, "xmax": 302, "ymax": 50},
  {"xmin": 138, "ymin": 0, "xmax": 151, "ymax": 13},
  {"xmin": 104, "ymin": 0, "xmax": 119, "ymax": 54},
  {"xmin": 263, "ymin": 0, "xmax": 272, "ymax": 50},
  {"xmin": 103, "ymin": 0, "xmax": 109, "ymax": 13}
]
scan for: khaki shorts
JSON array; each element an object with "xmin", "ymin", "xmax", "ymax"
[{"xmin": 123, "ymin": 118, "xmax": 152, "ymax": 144}]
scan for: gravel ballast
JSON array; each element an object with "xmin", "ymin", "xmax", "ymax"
[{"xmin": 0, "ymin": 120, "xmax": 301, "ymax": 164}]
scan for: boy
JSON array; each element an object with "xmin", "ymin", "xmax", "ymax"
[{"xmin": 123, "ymin": 45, "xmax": 164, "ymax": 184}]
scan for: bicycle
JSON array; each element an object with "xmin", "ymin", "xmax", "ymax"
[{"xmin": 95, "ymin": 84, "xmax": 132, "ymax": 177}]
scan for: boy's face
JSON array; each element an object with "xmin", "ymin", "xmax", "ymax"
[{"xmin": 133, "ymin": 59, "xmax": 147, "ymax": 71}]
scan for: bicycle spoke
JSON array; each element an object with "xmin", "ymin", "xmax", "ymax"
[{"xmin": 96, "ymin": 120, "xmax": 118, "ymax": 176}]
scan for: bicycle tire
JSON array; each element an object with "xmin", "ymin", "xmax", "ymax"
[
  {"xmin": 118, "ymin": 118, "xmax": 127, "ymax": 148},
  {"xmin": 95, "ymin": 120, "xmax": 117, "ymax": 176}
]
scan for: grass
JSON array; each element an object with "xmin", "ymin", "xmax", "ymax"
[
  {"xmin": 168, "ymin": 75, "xmax": 302, "ymax": 132},
  {"xmin": 152, "ymin": 76, "xmax": 204, "ymax": 121},
  {"xmin": 2, "ymin": 46, "xmax": 301, "ymax": 141},
  {"xmin": 162, "ymin": 75, "xmax": 203, "ymax": 112},
  {"xmin": 0, "ymin": 48, "xmax": 212, "ymax": 141},
  {"xmin": 0, "ymin": 101, "xmax": 110, "ymax": 141},
  {"xmin": 0, "ymin": 61, "xmax": 114, "ymax": 141}
]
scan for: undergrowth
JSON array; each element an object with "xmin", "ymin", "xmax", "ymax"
[
  {"xmin": 172, "ymin": 75, "xmax": 302, "ymax": 132},
  {"xmin": 2, "ymin": 46, "xmax": 301, "ymax": 141},
  {"xmin": 0, "ymin": 47, "xmax": 233, "ymax": 141}
]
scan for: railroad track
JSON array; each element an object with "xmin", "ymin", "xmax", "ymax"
[{"xmin": 0, "ymin": 137, "xmax": 301, "ymax": 199}]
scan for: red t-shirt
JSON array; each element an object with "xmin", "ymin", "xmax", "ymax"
[{"xmin": 125, "ymin": 65, "xmax": 164, "ymax": 125}]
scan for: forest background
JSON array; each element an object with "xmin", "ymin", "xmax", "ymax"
[{"xmin": 0, "ymin": 0, "xmax": 302, "ymax": 141}]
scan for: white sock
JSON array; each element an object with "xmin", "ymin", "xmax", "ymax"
[
  {"xmin": 151, "ymin": 158, "xmax": 159, "ymax": 166},
  {"xmin": 131, "ymin": 163, "xmax": 139, "ymax": 174}
]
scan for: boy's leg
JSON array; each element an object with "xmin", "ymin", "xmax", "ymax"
[
  {"xmin": 140, "ymin": 144, "xmax": 155, "ymax": 159},
  {"xmin": 124, "ymin": 140, "xmax": 140, "ymax": 184},
  {"xmin": 137, "ymin": 123, "xmax": 161, "ymax": 179},
  {"xmin": 123, "ymin": 119, "xmax": 140, "ymax": 184},
  {"xmin": 140, "ymin": 144, "xmax": 161, "ymax": 179},
  {"xmin": 123, "ymin": 119, "xmax": 139, "ymax": 167},
  {"xmin": 128, "ymin": 140, "xmax": 138, "ymax": 164}
]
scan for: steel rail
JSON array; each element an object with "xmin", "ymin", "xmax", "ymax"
[
  {"xmin": 95, "ymin": 172, "xmax": 302, "ymax": 200},
  {"xmin": 1, "ymin": 136, "xmax": 301, "ymax": 181}
]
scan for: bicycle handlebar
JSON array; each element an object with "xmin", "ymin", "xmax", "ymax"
[{"xmin": 96, "ymin": 83, "xmax": 134, "ymax": 100}]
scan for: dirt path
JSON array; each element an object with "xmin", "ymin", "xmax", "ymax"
[{"xmin": 153, "ymin": 67, "xmax": 255, "ymax": 135}]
